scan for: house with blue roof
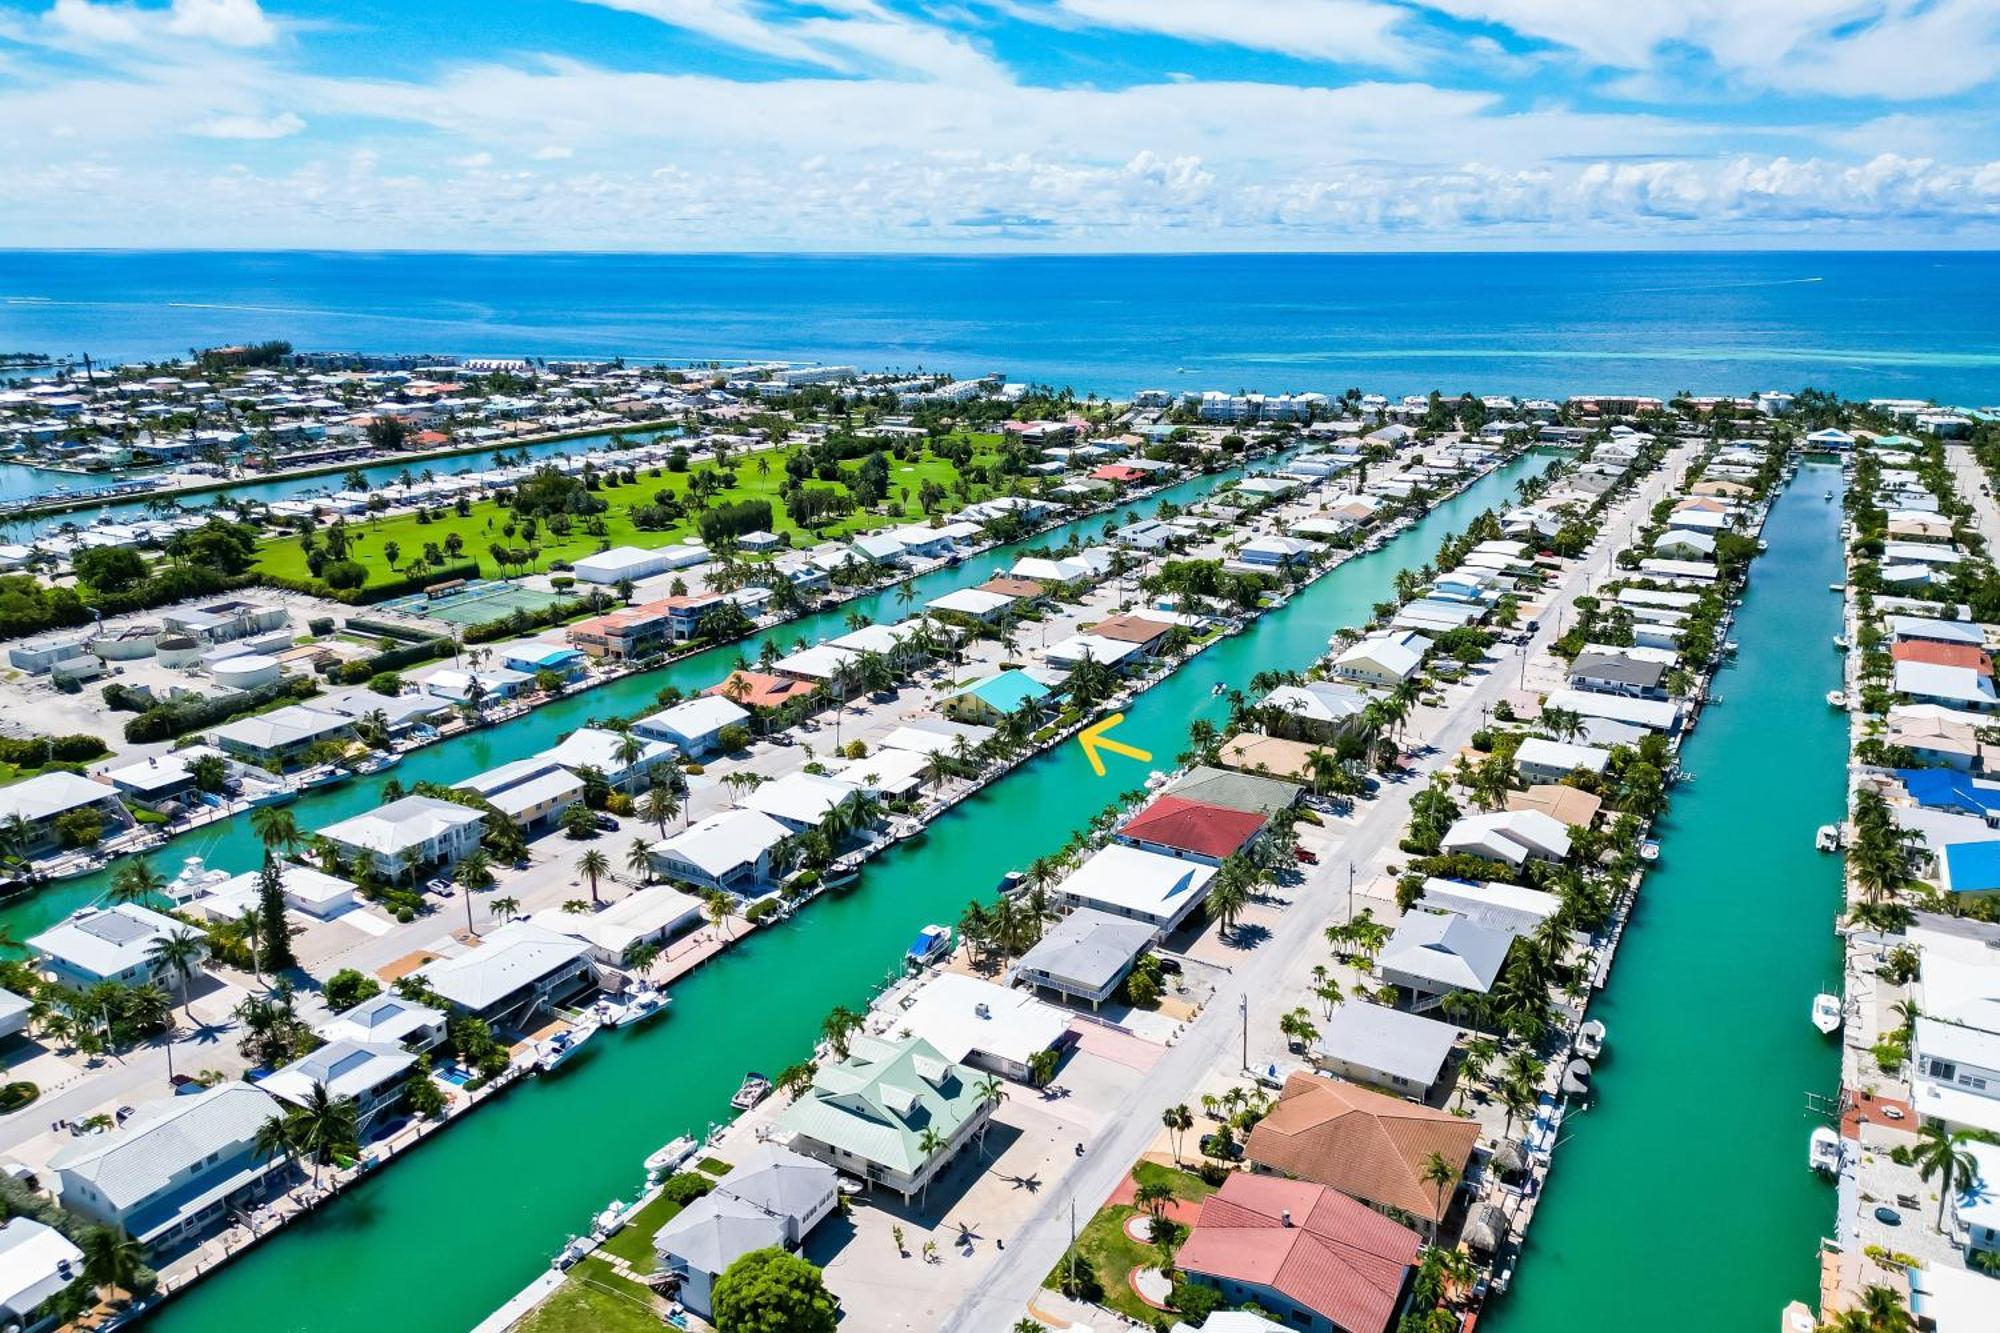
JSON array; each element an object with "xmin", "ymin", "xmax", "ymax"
[
  {"xmin": 1943, "ymin": 842, "xmax": 2000, "ymax": 896},
  {"xmin": 501, "ymin": 643, "xmax": 586, "ymax": 682},
  {"xmin": 1898, "ymin": 769, "xmax": 2000, "ymax": 823},
  {"xmin": 939, "ymin": 669, "xmax": 1051, "ymax": 726}
]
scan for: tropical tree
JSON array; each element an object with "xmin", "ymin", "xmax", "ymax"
[
  {"xmin": 621, "ymin": 940, "xmax": 662, "ymax": 981},
  {"xmin": 146, "ymin": 929, "xmax": 206, "ymax": 1020},
  {"xmin": 490, "ymin": 895, "xmax": 520, "ymax": 924},
  {"xmin": 1912, "ymin": 1121, "xmax": 1985, "ymax": 1231},
  {"xmin": 711, "ymin": 1247, "xmax": 839, "ymax": 1333},
  {"xmin": 250, "ymin": 806, "xmax": 302, "ymax": 856},
  {"xmin": 1162, "ymin": 1103, "xmax": 1194, "ymax": 1164},
  {"xmin": 917, "ymin": 1127, "xmax": 949, "ymax": 1210},
  {"xmin": 80, "ymin": 1225, "xmax": 147, "ymax": 1304},
  {"xmin": 109, "ymin": 859, "xmax": 167, "ymax": 905},
  {"xmin": 821, "ymin": 1004, "xmax": 864, "ymax": 1058},
  {"xmin": 576, "ymin": 849, "xmax": 610, "ymax": 906},
  {"xmin": 1420, "ymin": 1149, "xmax": 1461, "ymax": 1221}
]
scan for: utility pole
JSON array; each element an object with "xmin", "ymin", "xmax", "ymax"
[
  {"xmin": 1347, "ymin": 861, "xmax": 1355, "ymax": 918},
  {"xmin": 1239, "ymin": 992, "xmax": 1249, "ymax": 1071}
]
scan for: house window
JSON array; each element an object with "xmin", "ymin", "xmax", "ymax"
[{"xmin": 1931, "ymin": 1060, "xmax": 1958, "ymax": 1082}]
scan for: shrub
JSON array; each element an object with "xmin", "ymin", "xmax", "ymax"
[
  {"xmin": 744, "ymin": 899, "xmax": 780, "ymax": 924},
  {"xmin": 123, "ymin": 677, "xmax": 318, "ymax": 744},
  {"xmin": 0, "ymin": 1082, "xmax": 37, "ymax": 1112},
  {"xmin": 321, "ymin": 559, "xmax": 369, "ymax": 591},
  {"xmin": 717, "ymin": 724, "xmax": 752, "ymax": 752},
  {"xmin": 660, "ymin": 1172, "xmax": 714, "ymax": 1206},
  {"xmin": 323, "ymin": 968, "xmax": 382, "ymax": 1012}
]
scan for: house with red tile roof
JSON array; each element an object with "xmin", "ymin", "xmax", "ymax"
[
  {"xmin": 1244, "ymin": 1074, "xmax": 1478, "ymax": 1239},
  {"xmin": 1115, "ymin": 795, "xmax": 1266, "ymax": 866},
  {"xmin": 705, "ymin": 670, "xmax": 818, "ymax": 712},
  {"xmin": 1176, "ymin": 1173, "xmax": 1421, "ymax": 1333},
  {"xmin": 1090, "ymin": 464, "xmax": 1148, "ymax": 484},
  {"xmin": 1892, "ymin": 640, "xmax": 1994, "ymax": 677}
]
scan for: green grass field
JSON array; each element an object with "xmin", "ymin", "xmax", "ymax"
[
  {"xmin": 254, "ymin": 438, "xmax": 1008, "ymax": 590},
  {"xmin": 515, "ymin": 1257, "xmax": 661, "ymax": 1333},
  {"xmin": 1045, "ymin": 1164, "xmax": 1215, "ymax": 1323}
]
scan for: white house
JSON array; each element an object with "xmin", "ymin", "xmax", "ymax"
[
  {"xmin": 411, "ymin": 921, "xmax": 597, "ymax": 1026},
  {"xmin": 1513, "ymin": 737, "xmax": 1611, "ymax": 784},
  {"xmin": 1332, "ymin": 632, "xmax": 1425, "ymax": 688},
  {"xmin": 256, "ymin": 1039, "xmax": 416, "ymax": 1130},
  {"xmin": 650, "ymin": 809, "xmax": 792, "ymax": 894},
  {"xmin": 1440, "ymin": 810, "xmax": 1572, "ymax": 867},
  {"xmin": 0, "ymin": 1216, "xmax": 84, "ymax": 1331},
  {"xmin": 318, "ymin": 795, "xmax": 486, "ymax": 881},
  {"xmin": 30, "ymin": 904, "xmax": 201, "ymax": 990},
  {"xmin": 546, "ymin": 727, "xmax": 676, "ymax": 790},
  {"xmin": 633, "ymin": 696, "xmax": 749, "ymax": 756}
]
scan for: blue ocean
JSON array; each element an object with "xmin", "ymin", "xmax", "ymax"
[{"xmin": 3, "ymin": 249, "xmax": 1996, "ymax": 403}]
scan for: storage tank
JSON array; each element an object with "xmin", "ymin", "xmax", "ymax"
[
  {"xmin": 209, "ymin": 653, "xmax": 282, "ymax": 690},
  {"xmin": 156, "ymin": 636, "xmax": 202, "ymax": 669}
]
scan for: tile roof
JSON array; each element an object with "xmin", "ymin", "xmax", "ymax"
[
  {"xmin": 1176, "ymin": 1173, "xmax": 1421, "ymax": 1333},
  {"xmin": 1244, "ymin": 1073, "xmax": 1478, "ymax": 1225}
]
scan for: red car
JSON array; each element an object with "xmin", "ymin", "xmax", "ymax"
[{"xmin": 1293, "ymin": 847, "xmax": 1319, "ymax": 865}]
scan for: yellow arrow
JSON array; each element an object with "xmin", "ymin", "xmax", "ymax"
[{"xmin": 1078, "ymin": 712, "xmax": 1152, "ymax": 777}]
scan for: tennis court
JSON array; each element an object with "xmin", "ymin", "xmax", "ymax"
[{"xmin": 378, "ymin": 578, "xmax": 570, "ymax": 626}]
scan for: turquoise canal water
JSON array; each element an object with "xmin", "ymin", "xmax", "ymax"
[
  {"xmin": 115, "ymin": 457, "xmax": 1547, "ymax": 1333},
  {"xmin": 1487, "ymin": 461, "xmax": 1848, "ymax": 1331}
]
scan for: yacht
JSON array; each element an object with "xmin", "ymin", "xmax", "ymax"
[
  {"xmin": 1575, "ymin": 1019, "xmax": 1606, "ymax": 1060},
  {"xmin": 905, "ymin": 924, "xmax": 952, "ymax": 971},
  {"xmin": 644, "ymin": 1135, "xmax": 699, "ymax": 1178},
  {"xmin": 1815, "ymin": 825, "xmax": 1843, "ymax": 853},
  {"xmin": 730, "ymin": 1072, "xmax": 773, "ymax": 1111},
  {"xmin": 536, "ymin": 1019, "xmax": 601, "ymax": 1073},
  {"xmin": 1812, "ymin": 992, "xmax": 1843, "ymax": 1036}
]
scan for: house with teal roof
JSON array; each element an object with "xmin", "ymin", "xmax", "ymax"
[
  {"xmin": 776, "ymin": 1034, "xmax": 993, "ymax": 1202},
  {"xmin": 939, "ymin": 669, "xmax": 1051, "ymax": 726}
]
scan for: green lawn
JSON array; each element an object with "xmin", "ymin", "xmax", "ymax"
[
  {"xmin": 254, "ymin": 437, "xmax": 1009, "ymax": 591},
  {"xmin": 1045, "ymin": 1165, "xmax": 1214, "ymax": 1324},
  {"xmin": 596, "ymin": 1194, "xmax": 685, "ymax": 1272},
  {"xmin": 515, "ymin": 1257, "xmax": 661, "ymax": 1333}
]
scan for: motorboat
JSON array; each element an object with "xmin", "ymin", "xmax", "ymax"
[
  {"xmin": 349, "ymin": 750, "xmax": 401, "ymax": 775},
  {"xmin": 1826, "ymin": 691, "xmax": 1848, "ymax": 709},
  {"xmin": 1211, "ymin": 681, "xmax": 1227, "ymax": 696},
  {"xmin": 644, "ymin": 1135, "xmax": 699, "ymax": 1178},
  {"xmin": 1144, "ymin": 770, "xmax": 1170, "ymax": 790},
  {"xmin": 1560, "ymin": 1058, "xmax": 1593, "ymax": 1099},
  {"xmin": 1638, "ymin": 839, "xmax": 1660, "ymax": 863},
  {"xmin": 1829, "ymin": 582, "xmax": 1846, "ymax": 593},
  {"xmin": 1575, "ymin": 1019, "xmax": 1606, "ymax": 1060},
  {"xmin": 1809, "ymin": 1125, "xmax": 1844, "ymax": 1174},
  {"xmin": 1816, "ymin": 825, "xmax": 1843, "ymax": 852},
  {"xmin": 887, "ymin": 816, "xmax": 924, "ymax": 842},
  {"xmin": 536, "ymin": 1020, "xmax": 601, "ymax": 1073},
  {"xmin": 905, "ymin": 924, "xmax": 952, "ymax": 971},
  {"xmin": 600, "ymin": 988, "xmax": 668, "ymax": 1029},
  {"xmin": 730, "ymin": 1072, "xmax": 773, "ymax": 1112},
  {"xmin": 1832, "ymin": 635, "xmax": 1849, "ymax": 651},
  {"xmin": 1825, "ymin": 490, "xmax": 1834, "ymax": 501},
  {"xmin": 1812, "ymin": 992, "xmax": 1843, "ymax": 1036}
]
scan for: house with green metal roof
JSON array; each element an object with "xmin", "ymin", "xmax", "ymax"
[
  {"xmin": 938, "ymin": 668, "xmax": 1052, "ymax": 726},
  {"xmin": 776, "ymin": 1033, "xmax": 993, "ymax": 1202},
  {"xmin": 1163, "ymin": 765, "xmax": 1303, "ymax": 818}
]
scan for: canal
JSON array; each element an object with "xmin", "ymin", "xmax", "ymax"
[
  {"xmin": 127, "ymin": 455, "xmax": 1550, "ymax": 1333},
  {"xmin": 1486, "ymin": 460, "xmax": 1848, "ymax": 1331}
]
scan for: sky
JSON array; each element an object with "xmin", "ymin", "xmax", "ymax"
[{"xmin": 1, "ymin": 0, "xmax": 1999, "ymax": 251}]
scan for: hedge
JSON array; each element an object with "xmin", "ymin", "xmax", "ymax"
[
  {"xmin": 119, "ymin": 677, "xmax": 319, "ymax": 744},
  {"xmin": 326, "ymin": 637, "xmax": 455, "ymax": 683},
  {"xmin": 0, "ymin": 734, "xmax": 108, "ymax": 768},
  {"xmin": 344, "ymin": 617, "xmax": 439, "ymax": 644},
  {"xmin": 258, "ymin": 560, "xmax": 482, "ymax": 606}
]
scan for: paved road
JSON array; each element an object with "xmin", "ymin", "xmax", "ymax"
[
  {"xmin": 939, "ymin": 438, "xmax": 1699, "ymax": 1331},
  {"xmin": 1945, "ymin": 444, "xmax": 2000, "ymax": 539}
]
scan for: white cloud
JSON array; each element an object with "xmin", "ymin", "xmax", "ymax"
[
  {"xmin": 166, "ymin": 0, "xmax": 275, "ymax": 47},
  {"xmin": 191, "ymin": 108, "xmax": 303, "ymax": 138},
  {"xmin": 44, "ymin": 0, "xmax": 277, "ymax": 49},
  {"xmin": 532, "ymin": 144, "xmax": 574, "ymax": 159},
  {"xmin": 1030, "ymin": 0, "xmax": 1420, "ymax": 70}
]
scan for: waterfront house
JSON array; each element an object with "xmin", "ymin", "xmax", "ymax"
[
  {"xmin": 1439, "ymin": 810, "xmax": 1571, "ymax": 867},
  {"xmin": 743, "ymin": 771, "xmax": 862, "ymax": 833},
  {"xmin": 649, "ymin": 809, "xmax": 791, "ymax": 894},
  {"xmin": 1313, "ymin": 1003, "xmax": 1459, "ymax": 1104},
  {"xmin": 256, "ymin": 1039, "xmax": 416, "ymax": 1131},
  {"xmin": 453, "ymin": 757, "xmax": 585, "ymax": 836},
  {"xmin": 1888, "ymin": 616, "xmax": 1987, "ymax": 649},
  {"xmin": 421, "ymin": 666, "xmax": 533, "ymax": 705},
  {"xmin": 209, "ymin": 704, "xmax": 355, "ymax": 770},
  {"xmin": 890, "ymin": 972, "xmax": 1070, "ymax": 1083},
  {"xmin": 1087, "ymin": 613, "xmax": 1181, "ymax": 657},
  {"xmin": 1897, "ymin": 662, "xmax": 2000, "ymax": 712},
  {"xmin": 192, "ymin": 863, "xmax": 359, "ymax": 922},
  {"xmin": 1056, "ymin": 844, "xmax": 1219, "ymax": 938},
  {"xmin": 1261, "ymin": 681, "xmax": 1371, "ymax": 742},
  {"xmin": 500, "ymin": 643, "xmax": 587, "ymax": 681},
  {"xmin": 1567, "ymin": 651, "xmax": 1669, "ymax": 700},
  {"xmin": 1009, "ymin": 908, "xmax": 1156, "ymax": 1009},
  {"xmin": 30, "ymin": 904, "xmax": 201, "ymax": 991},
  {"xmin": 1504, "ymin": 784, "xmax": 1603, "ymax": 830},
  {"xmin": 1415, "ymin": 877, "xmax": 1563, "ymax": 939},
  {"xmin": 1914, "ymin": 1015, "xmax": 2000, "ymax": 1137},
  {"xmin": 318, "ymin": 795, "xmax": 486, "ymax": 882},
  {"xmin": 0, "ymin": 1216, "xmax": 84, "ymax": 1332},
  {"xmin": 1243, "ymin": 1073, "xmax": 1478, "ymax": 1240},
  {"xmin": 1949, "ymin": 1140, "xmax": 2000, "ymax": 1262},
  {"xmin": 546, "ymin": 726, "xmax": 675, "ymax": 790},
  {"xmin": 1212, "ymin": 735, "xmax": 1323, "ymax": 785},
  {"xmin": 1512, "ymin": 737, "xmax": 1611, "ymax": 784},
  {"xmin": 1043, "ymin": 633, "xmax": 1144, "ymax": 674},
  {"xmin": 1540, "ymin": 688, "xmax": 1682, "ymax": 735},
  {"xmin": 1116, "ymin": 795, "xmax": 1267, "ymax": 867},
  {"xmin": 633, "ymin": 696, "xmax": 750, "ymax": 756},
  {"xmin": 1176, "ymin": 1173, "xmax": 1421, "ymax": 1333},
  {"xmin": 411, "ymin": 921, "xmax": 596, "ymax": 1028},
  {"xmin": 938, "ymin": 669, "xmax": 1050, "ymax": 726},
  {"xmin": 1162, "ymin": 766, "xmax": 1302, "ymax": 819},
  {"xmin": 0, "ymin": 772, "xmax": 135, "ymax": 858},
  {"xmin": 1893, "ymin": 642, "xmax": 1995, "ymax": 677},
  {"xmin": 535, "ymin": 886, "xmax": 704, "ymax": 967},
  {"xmin": 926, "ymin": 587, "xmax": 1016, "ymax": 624},
  {"xmin": 1377, "ymin": 910, "xmax": 1512, "ymax": 1000},
  {"xmin": 1331, "ymin": 633, "xmax": 1426, "ymax": 688},
  {"xmin": 653, "ymin": 1145, "xmax": 838, "ymax": 1322},
  {"xmin": 777, "ymin": 1033, "xmax": 991, "ymax": 1202},
  {"xmin": 316, "ymin": 992, "xmax": 446, "ymax": 1053},
  {"xmin": 48, "ymin": 1083, "xmax": 288, "ymax": 1250},
  {"xmin": 705, "ymin": 669, "xmax": 816, "ymax": 713}
]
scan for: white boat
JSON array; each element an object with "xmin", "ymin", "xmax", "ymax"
[
  {"xmin": 1812, "ymin": 992, "xmax": 1843, "ymax": 1035},
  {"xmin": 730, "ymin": 1072, "xmax": 772, "ymax": 1111},
  {"xmin": 536, "ymin": 1020, "xmax": 601, "ymax": 1073},
  {"xmin": 598, "ymin": 988, "xmax": 668, "ymax": 1029},
  {"xmin": 1808, "ymin": 1125, "xmax": 1844, "ymax": 1174},
  {"xmin": 1638, "ymin": 839, "xmax": 1660, "ymax": 863},
  {"xmin": 905, "ymin": 924, "xmax": 952, "ymax": 970},
  {"xmin": 1575, "ymin": 1019, "xmax": 1606, "ymax": 1060},
  {"xmin": 1828, "ymin": 582, "xmax": 1846, "ymax": 593},
  {"xmin": 1815, "ymin": 825, "xmax": 1842, "ymax": 852},
  {"xmin": 1826, "ymin": 690, "xmax": 1847, "ymax": 709},
  {"xmin": 349, "ymin": 750, "xmax": 401, "ymax": 775},
  {"xmin": 644, "ymin": 1134, "xmax": 699, "ymax": 1177},
  {"xmin": 1756, "ymin": 540, "xmax": 1769, "ymax": 552},
  {"xmin": 1832, "ymin": 635, "xmax": 1849, "ymax": 651}
]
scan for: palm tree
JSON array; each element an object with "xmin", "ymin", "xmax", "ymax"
[
  {"xmin": 821, "ymin": 1004, "xmax": 863, "ymax": 1058},
  {"xmin": 625, "ymin": 838, "xmax": 655, "ymax": 883},
  {"xmin": 109, "ymin": 859, "xmax": 167, "ymax": 905},
  {"xmin": 577, "ymin": 849, "xmax": 609, "ymax": 906},
  {"xmin": 1162, "ymin": 1103, "xmax": 1194, "ymax": 1165},
  {"xmin": 973, "ymin": 1073, "xmax": 1005, "ymax": 1155},
  {"xmin": 1420, "ymin": 1150, "xmax": 1460, "ymax": 1221},
  {"xmin": 254, "ymin": 1108, "xmax": 301, "ymax": 1177},
  {"xmin": 704, "ymin": 890, "xmax": 733, "ymax": 939},
  {"xmin": 1206, "ymin": 857, "xmax": 1255, "ymax": 939},
  {"xmin": 1134, "ymin": 1179, "xmax": 1174, "ymax": 1224},
  {"xmin": 621, "ymin": 940, "xmax": 662, "ymax": 980},
  {"xmin": 1913, "ymin": 1121, "xmax": 1983, "ymax": 1231},
  {"xmin": 643, "ymin": 785, "xmax": 683, "ymax": 837},
  {"xmin": 80, "ymin": 1225, "xmax": 146, "ymax": 1304},
  {"xmin": 291, "ymin": 1082, "xmax": 361, "ymax": 1186},
  {"xmin": 147, "ymin": 929, "xmax": 205, "ymax": 1021},
  {"xmin": 917, "ymin": 1127, "xmax": 949, "ymax": 1211},
  {"xmin": 490, "ymin": 895, "xmax": 520, "ymax": 924},
  {"xmin": 250, "ymin": 806, "xmax": 302, "ymax": 856}
]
